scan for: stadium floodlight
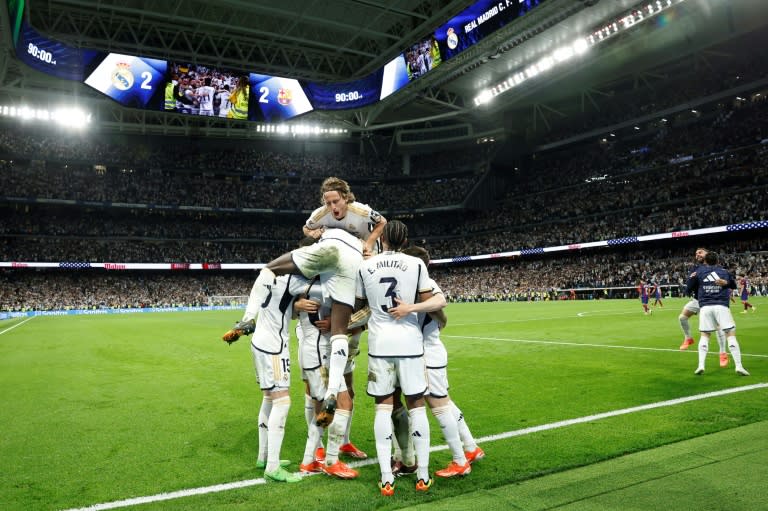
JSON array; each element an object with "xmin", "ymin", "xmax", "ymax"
[
  {"xmin": 473, "ymin": 89, "xmax": 494, "ymax": 106},
  {"xmin": 537, "ymin": 56, "xmax": 555, "ymax": 72},
  {"xmin": 572, "ymin": 38, "xmax": 589, "ymax": 55},
  {"xmin": 1, "ymin": 104, "xmax": 90, "ymax": 128},
  {"xmin": 19, "ymin": 106, "xmax": 35, "ymax": 120},
  {"xmin": 52, "ymin": 107, "xmax": 91, "ymax": 128},
  {"xmin": 553, "ymin": 46, "xmax": 574, "ymax": 62},
  {"xmin": 475, "ymin": 0, "xmax": 687, "ymax": 107}
]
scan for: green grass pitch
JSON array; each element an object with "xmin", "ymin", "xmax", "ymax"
[{"xmin": 1, "ymin": 297, "xmax": 766, "ymax": 510}]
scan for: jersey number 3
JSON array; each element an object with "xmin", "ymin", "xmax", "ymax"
[{"xmin": 379, "ymin": 277, "xmax": 398, "ymax": 312}]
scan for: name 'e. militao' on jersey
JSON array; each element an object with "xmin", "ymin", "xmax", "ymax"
[{"xmin": 356, "ymin": 252, "xmax": 431, "ymax": 358}]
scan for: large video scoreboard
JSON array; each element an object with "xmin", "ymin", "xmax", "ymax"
[{"xmin": 9, "ymin": 0, "xmax": 545, "ymax": 122}]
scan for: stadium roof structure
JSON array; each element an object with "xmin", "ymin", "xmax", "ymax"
[{"xmin": 0, "ymin": 0, "xmax": 767, "ymax": 143}]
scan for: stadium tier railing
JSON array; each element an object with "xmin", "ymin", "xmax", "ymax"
[{"xmin": 3, "ymin": 220, "xmax": 765, "ymax": 269}]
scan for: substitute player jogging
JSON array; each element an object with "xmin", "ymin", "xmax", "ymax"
[{"xmin": 686, "ymin": 251, "xmax": 749, "ymax": 376}]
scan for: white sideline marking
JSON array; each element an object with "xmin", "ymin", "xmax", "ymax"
[
  {"xmin": 61, "ymin": 383, "xmax": 768, "ymax": 511},
  {"xmin": 0, "ymin": 316, "xmax": 34, "ymax": 336},
  {"xmin": 443, "ymin": 335, "xmax": 768, "ymax": 359}
]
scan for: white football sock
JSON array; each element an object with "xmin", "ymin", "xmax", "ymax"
[
  {"xmin": 409, "ymin": 406, "xmax": 431, "ymax": 481},
  {"xmin": 326, "ymin": 409, "xmax": 350, "ymax": 465},
  {"xmin": 265, "ymin": 396, "xmax": 290, "ymax": 472},
  {"xmin": 679, "ymin": 315, "xmax": 691, "ymax": 339},
  {"xmin": 257, "ymin": 397, "xmax": 272, "ymax": 463},
  {"xmin": 391, "ymin": 405, "xmax": 414, "ymax": 466},
  {"xmin": 301, "ymin": 423, "xmax": 324, "ymax": 466},
  {"xmin": 343, "ymin": 405, "xmax": 354, "ymax": 445},
  {"xmin": 715, "ymin": 329, "xmax": 727, "ymax": 353},
  {"xmin": 303, "ymin": 393, "xmax": 314, "ymax": 429},
  {"xmin": 697, "ymin": 337, "xmax": 709, "ymax": 370},
  {"xmin": 432, "ymin": 405, "xmax": 467, "ymax": 464},
  {"xmin": 325, "ymin": 335, "xmax": 348, "ymax": 399},
  {"xmin": 451, "ymin": 401, "xmax": 477, "ymax": 451},
  {"xmin": 374, "ymin": 404, "xmax": 395, "ymax": 484},
  {"xmin": 727, "ymin": 336, "xmax": 745, "ymax": 370}
]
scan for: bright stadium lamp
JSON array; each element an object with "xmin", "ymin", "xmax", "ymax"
[{"xmin": 572, "ymin": 38, "xmax": 589, "ymax": 55}]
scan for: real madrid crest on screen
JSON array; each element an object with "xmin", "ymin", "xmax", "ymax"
[
  {"xmin": 446, "ymin": 27, "xmax": 458, "ymax": 50},
  {"xmin": 111, "ymin": 62, "xmax": 134, "ymax": 91}
]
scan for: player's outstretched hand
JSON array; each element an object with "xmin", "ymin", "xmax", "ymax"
[
  {"xmin": 222, "ymin": 319, "xmax": 255, "ymax": 345},
  {"xmin": 388, "ymin": 298, "xmax": 414, "ymax": 320}
]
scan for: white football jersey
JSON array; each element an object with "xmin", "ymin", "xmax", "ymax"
[
  {"xmin": 297, "ymin": 277, "xmax": 332, "ymax": 370},
  {"xmin": 305, "ymin": 201, "xmax": 383, "ymax": 242},
  {"xmin": 356, "ymin": 251, "xmax": 431, "ymax": 357},
  {"xmin": 421, "ymin": 277, "xmax": 444, "ymax": 348},
  {"xmin": 421, "ymin": 277, "xmax": 448, "ymax": 369},
  {"xmin": 197, "ymin": 85, "xmax": 215, "ymax": 112},
  {"xmin": 252, "ymin": 274, "xmax": 307, "ymax": 354},
  {"xmin": 217, "ymin": 90, "xmax": 231, "ymax": 116}
]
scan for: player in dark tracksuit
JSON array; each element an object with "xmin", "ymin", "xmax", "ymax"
[{"xmin": 686, "ymin": 251, "xmax": 749, "ymax": 376}]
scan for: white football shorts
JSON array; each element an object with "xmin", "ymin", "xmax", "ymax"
[
  {"xmin": 304, "ymin": 365, "xmax": 349, "ymax": 401},
  {"xmin": 251, "ymin": 341, "xmax": 291, "ymax": 392},
  {"xmin": 367, "ymin": 356, "xmax": 427, "ymax": 398},
  {"xmin": 683, "ymin": 299, "xmax": 700, "ymax": 315},
  {"xmin": 698, "ymin": 305, "xmax": 735, "ymax": 333},
  {"xmin": 424, "ymin": 340, "xmax": 449, "ymax": 398}
]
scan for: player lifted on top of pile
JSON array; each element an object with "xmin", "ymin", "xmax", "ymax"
[{"xmin": 230, "ymin": 177, "xmax": 385, "ymax": 422}]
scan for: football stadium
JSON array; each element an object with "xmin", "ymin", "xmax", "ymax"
[{"xmin": 1, "ymin": 0, "xmax": 767, "ymax": 509}]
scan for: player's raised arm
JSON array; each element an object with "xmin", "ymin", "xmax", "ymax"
[{"xmin": 364, "ymin": 214, "xmax": 387, "ymax": 257}]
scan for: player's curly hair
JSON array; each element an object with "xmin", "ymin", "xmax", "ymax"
[
  {"xmin": 402, "ymin": 245, "xmax": 429, "ymax": 266},
  {"xmin": 320, "ymin": 177, "xmax": 355, "ymax": 204},
  {"xmin": 383, "ymin": 220, "xmax": 409, "ymax": 251}
]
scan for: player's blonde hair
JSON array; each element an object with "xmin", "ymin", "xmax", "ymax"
[{"xmin": 320, "ymin": 177, "xmax": 355, "ymax": 204}]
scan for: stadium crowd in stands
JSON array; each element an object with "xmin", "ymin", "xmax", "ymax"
[
  {"xmin": 2, "ymin": 44, "xmax": 768, "ymax": 312},
  {"xmin": 1, "ymin": 98, "xmax": 766, "ymax": 263},
  {"xmin": 2, "ymin": 242, "xmax": 766, "ymax": 312}
]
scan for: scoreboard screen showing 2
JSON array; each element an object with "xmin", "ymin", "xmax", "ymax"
[
  {"xmin": 248, "ymin": 74, "xmax": 313, "ymax": 122},
  {"xmin": 10, "ymin": 0, "xmax": 549, "ymax": 120},
  {"xmin": 83, "ymin": 53, "xmax": 167, "ymax": 109}
]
